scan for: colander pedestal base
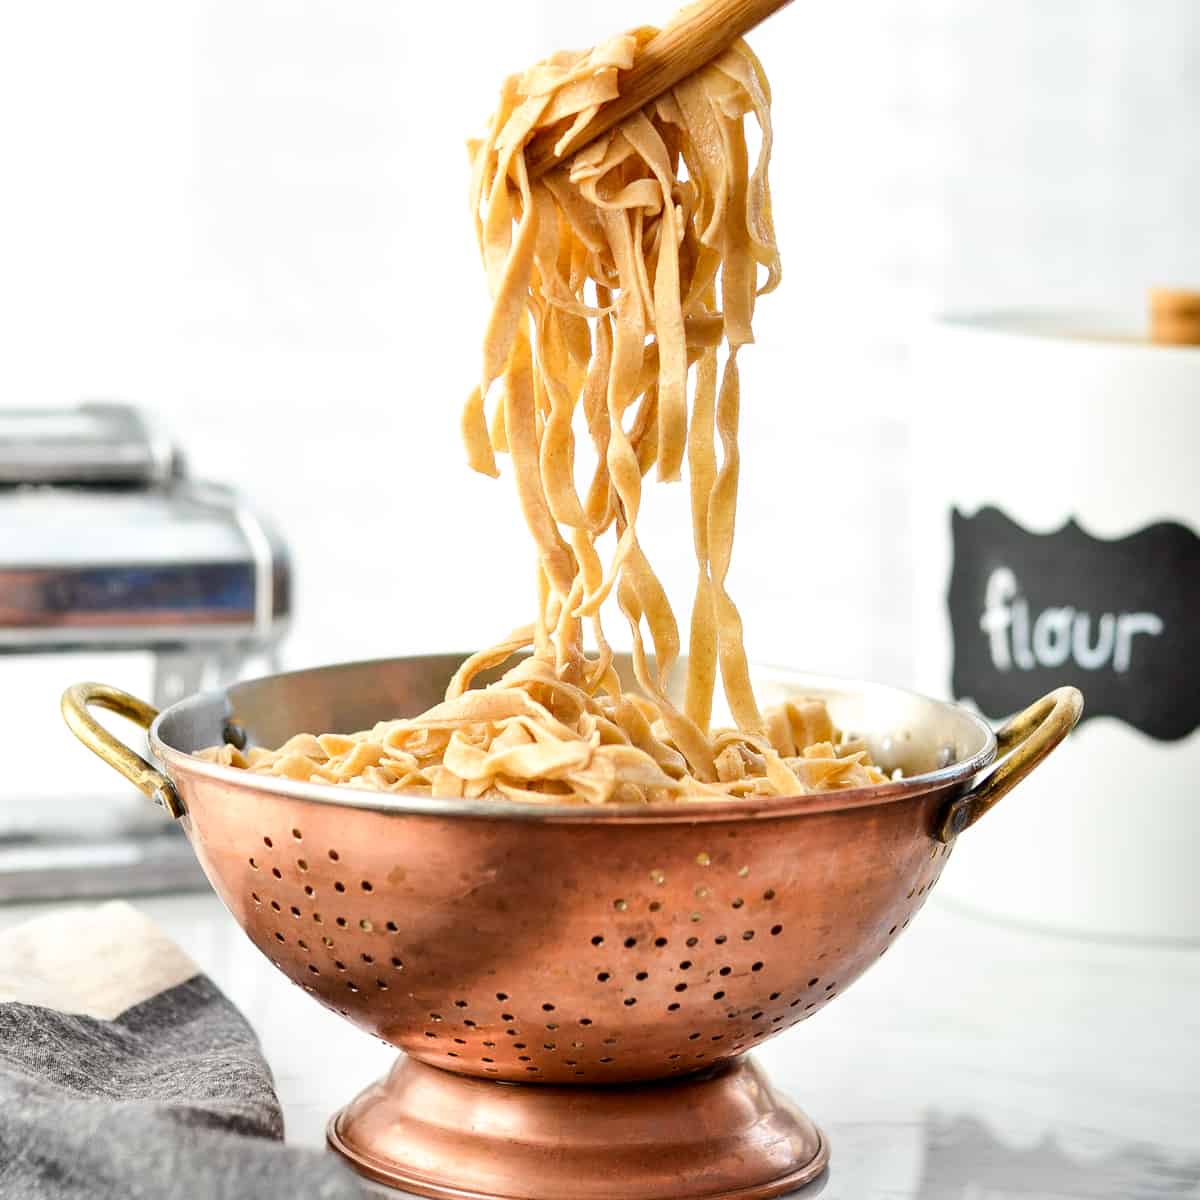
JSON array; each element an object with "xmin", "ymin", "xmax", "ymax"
[{"xmin": 328, "ymin": 1054, "xmax": 827, "ymax": 1200}]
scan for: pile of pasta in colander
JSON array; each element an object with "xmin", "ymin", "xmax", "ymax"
[{"xmin": 199, "ymin": 21, "xmax": 887, "ymax": 803}]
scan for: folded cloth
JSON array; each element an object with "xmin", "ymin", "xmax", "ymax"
[{"xmin": 0, "ymin": 902, "xmax": 366, "ymax": 1200}]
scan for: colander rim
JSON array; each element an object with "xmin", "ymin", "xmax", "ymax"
[{"xmin": 148, "ymin": 655, "xmax": 998, "ymax": 824}]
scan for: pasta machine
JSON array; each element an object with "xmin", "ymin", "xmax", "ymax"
[{"xmin": 0, "ymin": 402, "xmax": 291, "ymax": 899}]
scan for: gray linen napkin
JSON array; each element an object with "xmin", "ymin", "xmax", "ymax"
[{"xmin": 0, "ymin": 902, "xmax": 366, "ymax": 1200}]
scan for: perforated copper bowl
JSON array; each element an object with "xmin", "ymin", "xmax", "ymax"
[{"xmin": 63, "ymin": 655, "xmax": 1081, "ymax": 1200}]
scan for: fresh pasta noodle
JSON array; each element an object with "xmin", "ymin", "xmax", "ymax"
[{"xmin": 198, "ymin": 16, "xmax": 887, "ymax": 802}]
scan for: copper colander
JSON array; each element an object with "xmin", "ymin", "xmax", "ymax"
[{"xmin": 63, "ymin": 655, "xmax": 1081, "ymax": 1200}]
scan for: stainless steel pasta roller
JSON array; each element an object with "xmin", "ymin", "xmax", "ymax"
[{"xmin": 63, "ymin": 654, "xmax": 1081, "ymax": 1200}]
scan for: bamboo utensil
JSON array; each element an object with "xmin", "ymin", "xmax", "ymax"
[{"xmin": 528, "ymin": 0, "xmax": 794, "ymax": 175}]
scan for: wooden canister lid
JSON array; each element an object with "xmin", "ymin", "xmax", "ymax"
[{"xmin": 1149, "ymin": 288, "xmax": 1200, "ymax": 346}]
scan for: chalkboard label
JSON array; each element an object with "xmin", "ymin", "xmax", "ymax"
[{"xmin": 948, "ymin": 506, "xmax": 1200, "ymax": 740}]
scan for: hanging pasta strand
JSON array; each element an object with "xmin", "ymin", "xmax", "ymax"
[{"xmin": 684, "ymin": 348, "xmax": 719, "ymax": 732}]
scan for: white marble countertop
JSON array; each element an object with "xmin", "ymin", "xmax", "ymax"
[{"xmin": 2, "ymin": 889, "xmax": 1197, "ymax": 1198}]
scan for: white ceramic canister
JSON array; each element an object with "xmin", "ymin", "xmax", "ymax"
[{"xmin": 911, "ymin": 308, "xmax": 1200, "ymax": 942}]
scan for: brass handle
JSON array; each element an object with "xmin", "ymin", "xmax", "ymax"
[
  {"xmin": 61, "ymin": 683, "xmax": 184, "ymax": 819},
  {"xmin": 938, "ymin": 686, "xmax": 1084, "ymax": 842}
]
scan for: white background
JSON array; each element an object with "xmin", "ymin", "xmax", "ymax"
[{"xmin": 2, "ymin": 0, "xmax": 1198, "ymax": 789}]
